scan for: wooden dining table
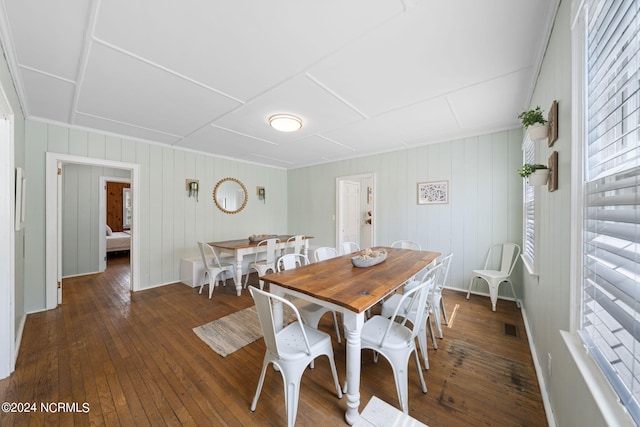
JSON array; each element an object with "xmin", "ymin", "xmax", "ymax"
[
  {"xmin": 208, "ymin": 235, "xmax": 313, "ymax": 295},
  {"xmin": 260, "ymin": 247, "xmax": 440, "ymax": 425}
]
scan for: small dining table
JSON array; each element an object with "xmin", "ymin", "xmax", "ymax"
[
  {"xmin": 208, "ymin": 235, "xmax": 313, "ymax": 295},
  {"xmin": 260, "ymin": 247, "xmax": 440, "ymax": 425}
]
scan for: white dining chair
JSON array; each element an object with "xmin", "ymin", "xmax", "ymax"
[
  {"xmin": 277, "ymin": 254, "xmax": 341, "ymax": 344},
  {"xmin": 285, "ymin": 234, "xmax": 304, "ymax": 256},
  {"xmin": 244, "ymin": 238, "xmax": 281, "ymax": 290},
  {"xmin": 380, "ymin": 262, "xmax": 442, "ymax": 369},
  {"xmin": 340, "ymin": 241, "xmax": 360, "ymax": 255},
  {"xmin": 249, "ymin": 286, "xmax": 342, "ymax": 427},
  {"xmin": 391, "ymin": 240, "xmax": 422, "ymax": 250},
  {"xmin": 361, "ymin": 266, "xmax": 438, "ymax": 413},
  {"xmin": 197, "ymin": 242, "xmax": 237, "ymax": 299},
  {"xmin": 313, "ymin": 247, "xmax": 339, "ymax": 262},
  {"xmin": 467, "ymin": 243, "xmax": 520, "ymax": 311},
  {"xmin": 429, "ymin": 253, "xmax": 453, "ymax": 338}
]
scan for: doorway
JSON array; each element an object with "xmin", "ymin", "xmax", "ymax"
[
  {"xmin": 336, "ymin": 173, "xmax": 375, "ymax": 250},
  {"xmin": 99, "ymin": 176, "xmax": 131, "ymax": 273},
  {"xmin": 45, "ymin": 153, "xmax": 140, "ymax": 310}
]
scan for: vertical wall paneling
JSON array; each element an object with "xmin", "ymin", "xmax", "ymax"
[
  {"xmin": 173, "ymin": 150, "xmax": 187, "ymax": 262},
  {"xmin": 75, "ymin": 164, "xmax": 91, "ymax": 273},
  {"xmin": 147, "ymin": 145, "xmax": 163, "ymax": 286},
  {"xmin": 183, "ymin": 151, "xmax": 197, "ymax": 255},
  {"xmin": 105, "ymin": 135, "xmax": 122, "ymax": 161},
  {"xmin": 449, "ymin": 139, "xmax": 467, "ymax": 289},
  {"xmin": 287, "ymin": 129, "xmax": 523, "ymax": 295},
  {"xmin": 62, "ymin": 164, "xmax": 79, "ymax": 276},
  {"xmin": 161, "ymin": 147, "xmax": 175, "ymax": 282},
  {"xmin": 23, "ymin": 121, "xmax": 47, "ymax": 311},
  {"xmin": 68, "ymin": 128, "xmax": 87, "ymax": 156}
]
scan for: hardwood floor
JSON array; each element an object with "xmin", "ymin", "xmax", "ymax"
[{"xmin": 0, "ymin": 255, "xmax": 548, "ymax": 426}]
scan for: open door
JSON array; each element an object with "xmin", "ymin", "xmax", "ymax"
[{"xmin": 336, "ymin": 173, "xmax": 375, "ymax": 249}]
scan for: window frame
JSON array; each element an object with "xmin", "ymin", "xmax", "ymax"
[{"xmin": 568, "ymin": 1, "xmax": 640, "ymax": 425}]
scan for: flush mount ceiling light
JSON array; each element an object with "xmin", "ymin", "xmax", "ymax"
[{"xmin": 269, "ymin": 114, "xmax": 302, "ymax": 132}]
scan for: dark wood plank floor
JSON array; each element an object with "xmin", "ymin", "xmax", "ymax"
[{"xmin": 0, "ymin": 254, "xmax": 548, "ymax": 426}]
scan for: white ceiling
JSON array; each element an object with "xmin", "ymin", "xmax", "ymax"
[{"xmin": 0, "ymin": 0, "xmax": 558, "ymax": 169}]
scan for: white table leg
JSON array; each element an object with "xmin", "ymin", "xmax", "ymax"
[
  {"xmin": 270, "ymin": 285, "xmax": 285, "ymax": 331},
  {"xmin": 303, "ymin": 238, "xmax": 309, "ymax": 259},
  {"xmin": 342, "ymin": 311, "xmax": 365, "ymax": 425},
  {"xmin": 234, "ymin": 254, "xmax": 243, "ymax": 295}
]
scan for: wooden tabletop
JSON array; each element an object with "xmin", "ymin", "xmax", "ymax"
[
  {"xmin": 209, "ymin": 235, "xmax": 314, "ymax": 250},
  {"xmin": 261, "ymin": 247, "xmax": 440, "ymax": 313}
]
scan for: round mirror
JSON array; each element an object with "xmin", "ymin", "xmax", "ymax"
[{"xmin": 213, "ymin": 177, "xmax": 248, "ymax": 214}]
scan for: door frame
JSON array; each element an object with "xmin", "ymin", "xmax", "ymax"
[
  {"xmin": 0, "ymin": 85, "xmax": 14, "ymax": 378},
  {"xmin": 336, "ymin": 173, "xmax": 376, "ymax": 249},
  {"xmin": 45, "ymin": 153, "xmax": 140, "ymax": 310}
]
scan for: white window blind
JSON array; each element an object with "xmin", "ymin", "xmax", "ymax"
[
  {"xmin": 580, "ymin": 0, "xmax": 640, "ymax": 423},
  {"xmin": 523, "ymin": 136, "xmax": 536, "ymax": 269}
]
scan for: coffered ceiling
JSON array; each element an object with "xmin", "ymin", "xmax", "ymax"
[{"xmin": 0, "ymin": 0, "xmax": 558, "ymax": 169}]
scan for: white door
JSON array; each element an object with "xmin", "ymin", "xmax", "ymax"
[
  {"xmin": 57, "ymin": 162, "xmax": 63, "ymax": 304},
  {"xmin": 338, "ymin": 180, "xmax": 360, "ymax": 248}
]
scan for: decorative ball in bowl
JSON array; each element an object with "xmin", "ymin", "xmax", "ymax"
[{"xmin": 351, "ymin": 248, "xmax": 387, "ymax": 268}]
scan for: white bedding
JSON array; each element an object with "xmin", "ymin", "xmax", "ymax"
[{"xmin": 106, "ymin": 231, "xmax": 130, "ymax": 252}]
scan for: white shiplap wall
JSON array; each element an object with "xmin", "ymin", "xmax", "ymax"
[
  {"xmin": 24, "ymin": 120, "xmax": 287, "ymax": 311},
  {"xmin": 288, "ymin": 129, "xmax": 524, "ymax": 294}
]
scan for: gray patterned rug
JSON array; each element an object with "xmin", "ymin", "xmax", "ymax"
[{"xmin": 193, "ymin": 306, "xmax": 263, "ymax": 357}]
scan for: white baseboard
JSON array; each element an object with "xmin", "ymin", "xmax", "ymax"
[{"xmin": 520, "ymin": 306, "xmax": 557, "ymax": 427}]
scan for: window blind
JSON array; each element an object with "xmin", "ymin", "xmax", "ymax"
[
  {"xmin": 580, "ymin": 0, "xmax": 640, "ymax": 423},
  {"xmin": 523, "ymin": 136, "xmax": 536, "ymax": 267}
]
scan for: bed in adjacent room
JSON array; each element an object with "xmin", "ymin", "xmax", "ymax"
[{"xmin": 106, "ymin": 225, "xmax": 130, "ymax": 252}]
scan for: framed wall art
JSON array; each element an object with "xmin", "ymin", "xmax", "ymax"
[{"xmin": 417, "ymin": 180, "xmax": 448, "ymax": 205}]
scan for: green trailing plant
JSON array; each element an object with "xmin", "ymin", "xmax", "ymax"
[
  {"xmin": 518, "ymin": 163, "xmax": 548, "ymax": 178},
  {"xmin": 517, "ymin": 106, "xmax": 547, "ymax": 128}
]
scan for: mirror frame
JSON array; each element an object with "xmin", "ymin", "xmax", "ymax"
[{"xmin": 213, "ymin": 177, "xmax": 248, "ymax": 214}]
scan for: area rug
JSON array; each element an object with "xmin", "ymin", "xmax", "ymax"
[{"xmin": 193, "ymin": 306, "xmax": 263, "ymax": 357}]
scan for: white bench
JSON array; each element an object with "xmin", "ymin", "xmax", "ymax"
[{"xmin": 179, "ymin": 255, "xmax": 248, "ymax": 288}]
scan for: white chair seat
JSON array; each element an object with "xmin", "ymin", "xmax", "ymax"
[
  {"xmin": 275, "ymin": 321, "xmax": 331, "ymax": 359},
  {"xmin": 362, "ymin": 315, "xmax": 414, "ymax": 348},
  {"xmin": 472, "ymin": 269, "xmax": 505, "ymax": 280}
]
